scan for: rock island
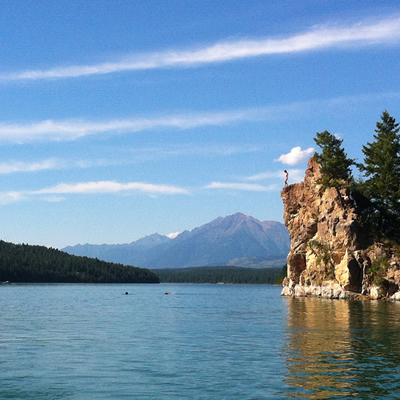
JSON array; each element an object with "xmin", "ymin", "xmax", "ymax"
[{"xmin": 281, "ymin": 157, "xmax": 400, "ymax": 300}]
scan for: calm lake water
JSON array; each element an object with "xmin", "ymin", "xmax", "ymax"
[{"xmin": 1, "ymin": 283, "xmax": 400, "ymax": 399}]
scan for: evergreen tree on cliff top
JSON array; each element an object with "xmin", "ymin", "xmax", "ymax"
[
  {"xmin": 358, "ymin": 110, "xmax": 400, "ymax": 237},
  {"xmin": 313, "ymin": 130, "xmax": 354, "ymax": 189}
]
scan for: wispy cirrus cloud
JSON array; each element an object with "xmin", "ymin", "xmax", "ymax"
[
  {"xmin": 0, "ymin": 110, "xmax": 252, "ymax": 143},
  {"xmin": 1, "ymin": 16, "xmax": 400, "ymax": 82},
  {"xmin": 0, "ymin": 158, "xmax": 125, "ymax": 174},
  {"xmin": 127, "ymin": 143, "xmax": 261, "ymax": 162},
  {"xmin": 0, "ymin": 180, "xmax": 189, "ymax": 204},
  {"xmin": 34, "ymin": 181, "xmax": 189, "ymax": 195},
  {"xmin": 0, "ymin": 191, "xmax": 26, "ymax": 205},
  {"xmin": 1, "ymin": 92, "xmax": 399, "ymax": 144},
  {"xmin": 140, "ymin": 143, "xmax": 261, "ymax": 156},
  {"xmin": 245, "ymin": 171, "xmax": 283, "ymax": 181},
  {"xmin": 0, "ymin": 144, "xmax": 260, "ymax": 176},
  {"xmin": 204, "ymin": 182, "xmax": 279, "ymax": 192},
  {"xmin": 0, "ymin": 159, "xmax": 60, "ymax": 174},
  {"xmin": 246, "ymin": 169, "xmax": 305, "ymax": 184}
]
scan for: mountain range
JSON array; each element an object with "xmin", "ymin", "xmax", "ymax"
[{"xmin": 62, "ymin": 213, "xmax": 290, "ymax": 269}]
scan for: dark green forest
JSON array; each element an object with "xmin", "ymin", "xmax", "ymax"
[
  {"xmin": 0, "ymin": 240, "xmax": 159, "ymax": 283},
  {"xmin": 154, "ymin": 265, "xmax": 285, "ymax": 284}
]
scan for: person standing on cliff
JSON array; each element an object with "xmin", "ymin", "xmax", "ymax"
[{"xmin": 284, "ymin": 170, "xmax": 288, "ymax": 186}]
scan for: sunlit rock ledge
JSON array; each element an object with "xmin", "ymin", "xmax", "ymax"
[{"xmin": 281, "ymin": 157, "xmax": 400, "ymax": 301}]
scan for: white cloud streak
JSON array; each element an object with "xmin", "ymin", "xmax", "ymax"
[
  {"xmin": 137, "ymin": 143, "xmax": 261, "ymax": 156},
  {"xmin": 246, "ymin": 168, "xmax": 305, "ymax": 185},
  {"xmin": 0, "ymin": 158, "xmax": 125, "ymax": 174},
  {"xmin": 245, "ymin": 171, "xmax": 283, "ymax": 181},
  {"xmin": 0, "ymin": 92, "xmax": 398, "ymax": 144},
  {"xmin": 1, "ymin": 16, "xmax": 400, "ymax": 82},
  {"xmin": 0, "ymin": 180, "xmax": 189, "ymax": 204},
  {"xmin": 0, "ymin": 111, "xmax": 251, "ymax": 143},
  {"xmin": 127, "ymin": 143, "xmax": 261, "ymax": 163},
  {"xmin": 275, "ymin": 146, "xmax": 315, "ymax": 165},
  {"xmin": 0, "ymin": 144, "xmax": 260, "ymax": 176},
  {"xmin": 0, "ymin": 191, "xmax": 26, "ymax": 204},
  {"xmin": 205, "ymin": 182, "xmax": 278, "ymax": 192},
  {"xmin": 34, "ymin": 181, "xmax": 190, "ymax": 195},
  {"xmin": 0, "ymin": 159, "xmax": 60, "ymax": 174}
]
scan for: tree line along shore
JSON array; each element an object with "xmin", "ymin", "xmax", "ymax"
[
  {"xmin": 0, "ymin": 239, "xmax": 286, "ymax": 285},
  {"xmin": 0, "ymin": 240, "xmax": 159, "ymax": 284},
  {"xmin": 153, "ymin": 266, "xmax": 286, "ymax": 285}
]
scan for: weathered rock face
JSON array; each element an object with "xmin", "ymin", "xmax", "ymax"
[{"xmin": 281, "ymin": 157, "xmax": 400, "ymax": 300}]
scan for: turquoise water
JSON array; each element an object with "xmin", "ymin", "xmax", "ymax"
[{"xmin": 1, "ymin": 284, "xmax": 400, "ymax": 399}]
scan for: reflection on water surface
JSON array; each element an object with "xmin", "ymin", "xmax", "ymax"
[{"xmin": 284, "ymin": 297, "xmax": 400, "ymax": 399}]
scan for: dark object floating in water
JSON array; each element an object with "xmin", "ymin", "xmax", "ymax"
[
  {"xmin": 165, "ymin": 291, "xmax": 169, "ymax": 295},
  {"xmin": 125, "ymin": 292, "xmax": 129, "ymax": 295}
]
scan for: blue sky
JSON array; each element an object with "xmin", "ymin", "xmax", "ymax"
[{"xmin": 0, "ymin": 0, "xmax": 399, "ymax": 248}]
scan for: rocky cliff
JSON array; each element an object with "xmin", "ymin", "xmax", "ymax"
[{"xmin": 281, "ymin": 157, "xmax": 400, "ymax": 300}]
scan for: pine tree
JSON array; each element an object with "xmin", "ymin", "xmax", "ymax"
[
  {"xmin": 359, "ymin": 110, "xmax": 400, "ymax": 236},
  {"xmin": 313, "ymin": 130, "xmax": 353, "ymax": 189}
]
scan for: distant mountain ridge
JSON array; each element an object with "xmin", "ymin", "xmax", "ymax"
[{"xmin": 62, "ymin": 213, "xmax": 290, "ymax": 269}]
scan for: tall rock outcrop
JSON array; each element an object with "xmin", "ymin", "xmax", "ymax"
[{"xmin": 281, "ymin": 157, "xmax": 400, "ymax": 300}]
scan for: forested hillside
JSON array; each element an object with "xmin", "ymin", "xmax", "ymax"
[
  {"xmin": 0, "ymin": 240, "xmax": 159, "ymax": 283},
  {"xmin": 155, "ymin": 266, "xmax": 284, "ymax": 284}
]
